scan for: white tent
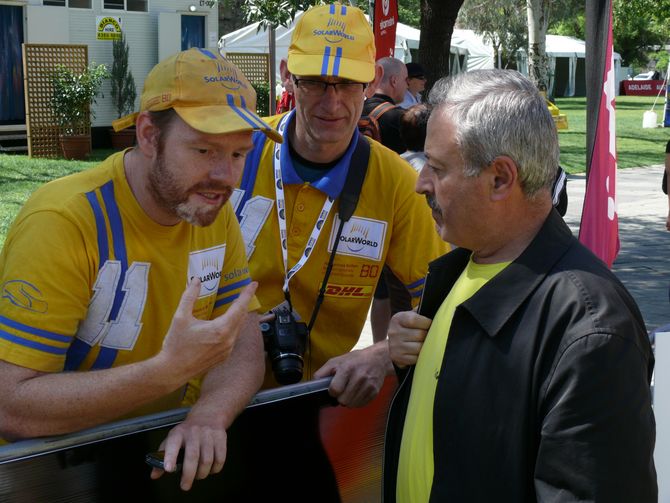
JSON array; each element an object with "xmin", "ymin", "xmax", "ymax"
[
  {"xmin": 219, "ymin": 14, "xmax": 492, "ymax": 84},
  {"xmin": 517, "ymin": 34, "xmax": 623, "ymax": 97}
]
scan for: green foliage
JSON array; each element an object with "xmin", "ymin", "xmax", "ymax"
[
  {"xmin": 51, "ymin": 63, "xmax": 109, "ymax": 135},
  {"xmin": 612, "ymin": 0, "xmax": 670, "ymax": 68},
  {"xmin": 459, "ymin": 0, "xmax": 526, "ymax": 69},
  {"xmin": 398, "ymin": 0, "xmax": 420, "ymax": 28},
  {"xmin": 110, "ymin": 34, "xmax": 137, "ymax": 119},
  {"xmin": 243, "ymin": 0, "xmax": 317, "ymax": 29},
  {"xmin": 252, "ymin": 81, "xmax": 271, "ymax": 117}
]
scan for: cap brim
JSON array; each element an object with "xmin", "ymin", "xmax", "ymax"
[
  {"xmin": 288, "ymin": 55, "xmax": 374, "ymax": 83},
  {"xmin": 173, "ymin": 105, "xmax": 283, "ymax": 143}
]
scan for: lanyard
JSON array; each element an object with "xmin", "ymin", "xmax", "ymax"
[{"xmin": 273, "ymin": 114, "xmax": 335, "ymax": 297}]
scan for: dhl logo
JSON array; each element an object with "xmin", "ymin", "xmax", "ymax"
[{"xmin": 324, "ymin": 284, "xmax": 373, "ymax": 298}]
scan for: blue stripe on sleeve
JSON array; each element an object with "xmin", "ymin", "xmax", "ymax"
[
  {"xmin": 0, "ymin": 315, "xmax": 70, "ymax": 343},
  {"xmin": 329, "ymin": 3, "xmax": 335, "ymax": 14},
  {"xmin": 407, "ymin": 277, "xmax": 426, "ymax": 290},
  {"xmin": 64, "ymin": 338, "xmax": 93, "ymax": 371},
  {"xmin": 411, "ymin": 289, "xmax": 423, "ymax": 298},
  {"xmin": 91, "ymin": 346, "xmax": 117, "ymax": 370},
  {"xmin": 214, "ymin": 292, "xmax": 240, "ymax": 309},
  {"xmin": 85, "ymin": 190, "xmax": 109, "ymax": 266},
  {"xmin": 340, "ymin": 4, "xmax": 346, "ymax": 15},
  {"xmin": 0, "ymin": 328, "xmax": 68, "ymax": 355},
  {"xmin": 332, "ymin": 47, "xmax": 343, "ymax": 77},
  {"xmin": 217, "ymin": 277, "xmax": 251, "ymax": 296},
  {"xmin": 321, "ymin": 46, "xmax": 332, "ymax": 76}
]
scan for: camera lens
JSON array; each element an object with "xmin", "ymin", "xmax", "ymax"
[{"xmin": 273, "ymin": 355, "xmax": 303, "ymax": 385}]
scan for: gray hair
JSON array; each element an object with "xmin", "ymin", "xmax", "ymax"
[
  {"xmin": 428, "ymin": 69, "xmax": 559, "ymax": 197},
  {"xmin": 378, "ymin": 57, "xmax": 406, "ymax": 85}
]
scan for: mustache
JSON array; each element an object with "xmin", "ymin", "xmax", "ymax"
[
  {"xmin": 425, "ymin": 194, "xmax": 440, "ymax": 212},
  {"xmin": 190, "ymin": 183, "xmax": 233, "ymax": 198}
]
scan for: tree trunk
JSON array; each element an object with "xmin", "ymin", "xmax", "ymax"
[
  {"xmin": 526, "ymin": 0, "xmax": 549, "ymax": 92},
  {"xmin": 419, "ymin": 0, "xmax": 465, "ymax": 96}
]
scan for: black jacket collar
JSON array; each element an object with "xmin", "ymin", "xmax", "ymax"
[{"xmin": 422, "ymin": 210, "xmax": 575, "ymax": 337}]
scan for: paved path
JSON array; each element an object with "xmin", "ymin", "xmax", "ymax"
[
  {"xmin": 564, "ymin": 165, "xmax": 669, "ymax": 332},
  {"xmin": 356, "ymin": 164, "xmax": 669, "ymax": 349}
]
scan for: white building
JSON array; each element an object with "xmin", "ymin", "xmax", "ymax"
[{"xmin": 0, "ymin": 0, "xmax": 219, "ymax": 129}]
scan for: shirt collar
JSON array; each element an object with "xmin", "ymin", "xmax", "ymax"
[{"xmin": 279, "ymin": 110, "xmax": 360, "ymax": 199}]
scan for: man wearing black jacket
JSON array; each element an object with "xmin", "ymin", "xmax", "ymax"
[{"xmin": 384, "ymin": 69, "xmax": 657, "ymax": 502}]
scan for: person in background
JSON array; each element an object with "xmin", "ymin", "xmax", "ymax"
[
  {"xmin": 399, "ymin": 62, "xmax": 426, "ymax": 109},
  {"xmin": 399, "ymin": 102, "xmax": 431, "ymax": 172},
  {"xmin": 665, "ymin": 139, "xmax": 670, "ymax": 230},
  {"xmin": 0, "ymin": 48, "xmax": 281, "ymax": 491},
  {"xmin": 361, "ymin": 56, "xmax": 408, "ymax": 154},
  {"xmin": 384, "ymin": 69, "xmax": 656, "ymax": 502},
  {"xmin": 276, "ymin": 58, "xmax": 295, "ymax": 114}
]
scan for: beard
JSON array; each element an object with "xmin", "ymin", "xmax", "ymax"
[{"xmin": 147, "ymin": 145, "xmax": 232, "ymax": 227}]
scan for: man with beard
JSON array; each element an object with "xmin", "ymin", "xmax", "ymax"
[
  {"xmin": 0, "ymin": 48, "xmax": 281, "ymax": 491},
  {"xmin": 384, "ymin": 69, "xmax": 656, "ymax": 502}
]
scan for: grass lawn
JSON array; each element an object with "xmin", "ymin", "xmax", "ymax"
[
  {"xmin": 0, "ymin": 149, "xmax": 115, "ymax": 249},
  {"xmin": 557, "ymin": 95, "xmax": 669, "ymax": 173},
  {"xmin": 1, "ymin": 97, "xmax": 669, "ymax": 247}
]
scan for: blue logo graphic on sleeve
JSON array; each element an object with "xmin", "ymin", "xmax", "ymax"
[{"xmin": 2, "ymin": 280, "xmax": 49, "ymax": 313}]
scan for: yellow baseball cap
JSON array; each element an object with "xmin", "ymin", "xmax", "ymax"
[
  {"xmin": 112, "ymin": 47, "xmax": 282, "ymax": 142},
  {"xmin": 288, "ymin": 3, "xmax": 375, "ymax": 83}
]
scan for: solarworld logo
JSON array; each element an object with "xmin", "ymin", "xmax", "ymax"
[
  {"xmin": 202, "ymin": 62, "xmax": 248, "ymax": 91},
  {"xmin": 313, "ymin": 17, "xmax": 355, "ymax": 44}
]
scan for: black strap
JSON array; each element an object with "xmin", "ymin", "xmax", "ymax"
[{"xmin": 308, "ymin": 134, "xmax": 371, "ymax": 332}]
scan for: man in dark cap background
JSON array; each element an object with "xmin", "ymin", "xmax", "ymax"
[{"xmin": 400, "ymin": 62, "xmax": 427, "ymax": 108}]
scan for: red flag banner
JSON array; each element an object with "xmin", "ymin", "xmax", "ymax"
[
  {"xmin": 579, "ymin": 0, "xmax": 619, "ymax": 267},
  {"xmin": 373, "ymin": 0, "xmax": 397, "ymax": 59}
]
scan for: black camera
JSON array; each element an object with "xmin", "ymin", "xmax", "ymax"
[{"xmin": 260, "ymin": 307, "xmax": 309, "ymax": 385}]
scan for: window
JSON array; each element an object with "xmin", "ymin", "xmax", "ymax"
[
  {"xmin": 43, "ymin": 0, "xmax": 91, "ymax": 7},
  {"xmin": 103, "ymin": 0, "xmax": 147, "ymax": 11}
]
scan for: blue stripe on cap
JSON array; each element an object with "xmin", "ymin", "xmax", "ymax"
[
  {"xmin": 340, "ymin": 4, "xmax": 346, "ymax": 15},
  {"xmin": 197, "ymin": 48, "xmax": 218, "ymax": 59},
  {"xmin": 236, "ymin": 97, "xmax": 270, "ymax": 129},
  {"xmin": 332, "ymin": 47, "xmax": 343, "ymax": 77},
  {"xmin": 321, "ymin": 46, "xmax": 332, "ymax": 76},
  {"xmin": 330, "ymin": 3, "xmax": 335, "ymax": 14},
  {"xmin": 0, "ymin": 328, "xmax": 68, "ymax": 355},
  {"xmin": 85, "ymin": 190, "xmax": 109, "ymax": 266},
  {"xmin": 0, "ymin": 315, "xmax": 70, "ymax": 343},
  {"xmin": 226, "ymin": 94, "xmax": 269, "ymax": 130}
]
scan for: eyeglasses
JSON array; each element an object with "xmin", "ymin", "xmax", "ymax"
[{"xmin": 293, "ymin": 78, "xmax": 367, "ymax": 97}]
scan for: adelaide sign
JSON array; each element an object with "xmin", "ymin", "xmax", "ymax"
[{"xmin": 621, "ymin": 80, "xmax": 665, "ymax": 96}]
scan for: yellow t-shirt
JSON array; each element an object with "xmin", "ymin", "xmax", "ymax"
[
  {"xmin": 396, "ymin": 257, "xmax": 510, "ymax": 503},
  {"xmin": 0, "ymin": 151, "xmax": 259, "ymax": 418},
  {"xmin": 233, "ymin": 112, "xmax": 449, "ymax": 386}
]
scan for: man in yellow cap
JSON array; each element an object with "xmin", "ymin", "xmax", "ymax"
[
  {"xmin": 231, "ymin": 3, "xmax": 447, "ymax": 406},
  {"xmin": 0, "ymin": 48, "xmax": 280, "ymax": 491}
]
